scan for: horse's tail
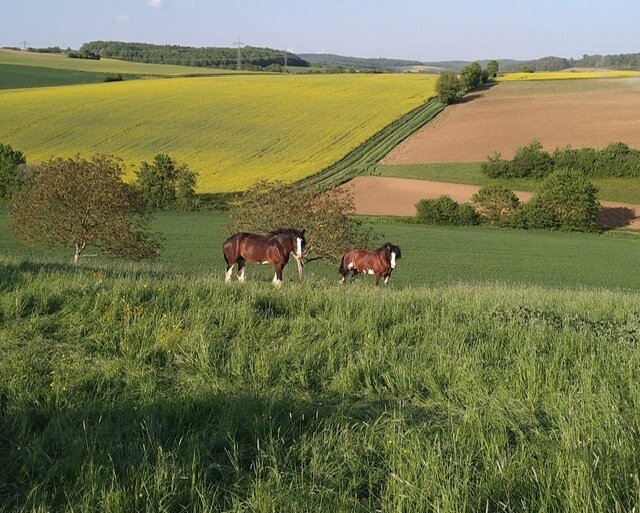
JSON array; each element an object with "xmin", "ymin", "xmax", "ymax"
[
  {"xmin": 222, "ymin": 234, "xmax": 239, "ymax": 265},
  {"xmin": 339, "ymin": 254, "xmax": 347, "ymax": 275}
]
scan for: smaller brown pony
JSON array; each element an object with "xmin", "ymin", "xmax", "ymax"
[
  {"xmin": 223, "ymin": 228, "xmax": 305, "ymax": 286},
  {"xmin": 339, "ymin": 243, "xmax": 401, "ymax": 285}
]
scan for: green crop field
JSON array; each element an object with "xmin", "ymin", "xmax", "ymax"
[
  {"xmin": 0, "ymin": 73, "xmax": 437, "ymax": 193},
  {"xmin": 0, "ymin": 48, "xmax": 234, "ymax": 77},
  {"xmin": 2, "ymin": 203, "xmax": 640, "ymax": 291},
  {"xmin": 0, "ymin": 63, "xmax": 138, "ymax": 90}
]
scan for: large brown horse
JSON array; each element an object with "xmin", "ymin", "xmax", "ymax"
[
  {"xmin": 339, "ymin": 243, "xmax": 401, "ymax": 285},
  {"xmin": 223, "ymin": 228, "xmax": 305, "ymax": 286}
]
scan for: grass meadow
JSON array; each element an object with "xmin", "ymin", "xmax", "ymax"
[
  {"xmin": 2, "ymin": 202, "xmax": 640, "ymax": 511},
  {"xmin": 0, "ymin": 73, "xmax": 436, "ymax": 193},
  {"xmin": 0, "ymin": 63, "xmax": 137, "ymax": 90},
  {"xmin": 2, "ymin": 258, "xmax": 640, "ymax": 512},
  {"xmin": 0, "ymin": 48, "xmax": 232, "ymax": 77}
]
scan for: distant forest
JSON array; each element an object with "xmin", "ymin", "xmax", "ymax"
[
  {"xmin": 454, "ymin": 53, "xmax": 640, "ymax": 72},
  {"xmin": 299, "ymin": 53, "xmax": 424, "ymax": 71},
  {"xmin": 80, "ymin": 41, "xmax": 309, "ymax": 70},
  {"xmin": 304, "ymin": 52, "xmax": 640, "ymax": 72}
]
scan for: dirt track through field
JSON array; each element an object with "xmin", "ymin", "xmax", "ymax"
[
  {"xmin": 382, "ymin": 79, "xmax": 640, "ymax": 164},
  {"xmin": 342, "ymin": 176, "xmax": 640, "ymax": 229}
]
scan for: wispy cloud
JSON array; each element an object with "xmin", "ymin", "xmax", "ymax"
[{"xmin": 147, "ymin": 0, "xmax": 162, "ymax": 7}]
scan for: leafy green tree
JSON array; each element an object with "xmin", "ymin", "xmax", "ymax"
[
  {"xmin": 472, "ymin": 185, "xmax": 520, "ymax": 226},
  {"xmin": 436, "ymin": 71, "xmax": 462, "ymax": 105},
  {"xmin": 228, "ymin": 180, "xmax": 373, "ymax": 272},
  {"xmin": 135, "ymin": 154, "xmax": 199, "ymax": 210},
  {"xmin": 0, "ymin": 143, "xmax": 26, "ymax": 198},
  {"xmin": 514, "ymin": 169, "xmax": 600, "ymax": 232},
  {"xmin": 9, "ymin": 154, "xmax": 160, "ymax": 265},
  {"xmin": 486, "ymin": 60, "xmax": 499, "ymax": 78},
  {"xmin": 459, "ymin": 62, "xmax": 483, "ymax": 91}
]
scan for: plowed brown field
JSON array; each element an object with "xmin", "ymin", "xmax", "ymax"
[
  {"xmin": 382, "ymin": 78, "xmax": 640, "ymax": 164},
  {"xmin": 342, "ymin": 176, "xmax": 640, "ymax": 229}
]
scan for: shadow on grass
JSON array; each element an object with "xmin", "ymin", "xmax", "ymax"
[
  {"xmin": 0, "ymin": 389, "xmax": 444, "ymax": 510},
  {"xmin": 598, "ymin": 206, "xmax": 637, "ymax": 229}
]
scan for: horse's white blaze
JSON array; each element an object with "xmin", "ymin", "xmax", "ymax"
[
  {"xmin": 390, "ymin": 252, "xmax": 396, "ymax": 269},
  {"xmin": 225, "ymin": 267, "xmax": 233, "ymax": 283},
  {"xmin": 296, "ymin": 237, "xmax": 303, "ymax": 258}
]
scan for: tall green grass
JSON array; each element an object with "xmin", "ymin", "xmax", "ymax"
[{"xmin": 1, "ymin": 260, "xmax": 640, "ymax": 512}]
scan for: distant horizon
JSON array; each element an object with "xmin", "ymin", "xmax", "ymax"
[
  {"xmin": 5, "ymin": 42, "xmax": 639, "ymax": 67},
  {"xmin": 2, "ymin": 0, "xmax": 639, "ymax": 63}
]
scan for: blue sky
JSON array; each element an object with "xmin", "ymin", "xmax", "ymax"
[{"xmin": 2, "ymin": 0, "xmax": 639, "ymax": 61}]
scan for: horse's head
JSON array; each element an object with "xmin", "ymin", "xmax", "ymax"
[
  {"xmin": 382, "ymin": 242, "xmax": 401, "ymax": 268},
  {"xmin": 270, "ymin": 228, "xmax": 306, "ymax": 258}
]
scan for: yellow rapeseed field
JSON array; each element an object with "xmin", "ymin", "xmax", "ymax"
[
  {"xmin": 0, "ymin": 74, "xmax": 436, "ymax": 192},
  {"xmin": 498, "ymin": 70, "xmax": 640, "ymax": 81}
]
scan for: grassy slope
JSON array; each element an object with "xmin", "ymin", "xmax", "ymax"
[
  {"xmin": 378, "ymin": 162, "xmax": 640, "ymax": 205},
  {"xmin": 0, "ymin": 63, "xmax": 138, "ymax": 90},
  {"xmin": 0, "ymin": 74, "xmax": 436, "ymax": 193},
  {"xmin": 2, "ymin": 203, "xmax": 640, "ymax": 291},
  {"xmin": 1, "ymin": 261, "xmax": 640, "ymax": 512},
  {"xmin": 0, "ymin": 48, "xmax": 235, "ymax": 76}
]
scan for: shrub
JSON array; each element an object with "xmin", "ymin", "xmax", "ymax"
[
  {"xmin": 510, "ymin": 140, "xmax": 553, "ymax": 178},
  {"xmin": 485, "ymin": 141, "xmax": 640, "ymax": 179},
  {"xmin": 471, "ymin": 185, "xmax": 520, "ymax": 226},
  {"xmin": 481, "ymin": 151, "xmax": 510, "ymax": 178},
  {"xmin": 512, "ymin": 169, "xmax": 600, "ymax": 232},
  {"xmin": 416, "ymin": 196, "xmax": 480, "ymax": 226}
]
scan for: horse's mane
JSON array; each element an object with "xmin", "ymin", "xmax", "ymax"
[
  {"xmin": 269, "ymin": 227, "xmax": 302, "ymax": 237},
  {"xmin": 375, "ymin": 242, "xmax": 393, "ymax": 252}
]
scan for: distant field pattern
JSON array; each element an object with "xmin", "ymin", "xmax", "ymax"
[
  {"xmin": 0, "ymin": 74, "xmax": 436, "ymax": 192},
  {"xmin": 382, "ymin": 78, "xmax": 640, "ymax": 165},
  {"xmin": 498, "ymin": 70, "xmax": 640, "ymax": 81}
]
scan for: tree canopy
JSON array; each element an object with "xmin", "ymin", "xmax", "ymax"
[
  {"xmin": 9, "ymin": 154, "xmax": 160, "ymax": 265},
  {"xmin": 228, "ymin": 180, "xmax": 374, "ymax": 265},
  {"xmin": 435, "ymin": 71, "xmax": 462, "ymax": 105},
  {"xmin": 135, "ymin": 154, "xmax": 199, "ymax": 211},
  {"xmin": 0, "ymin": 143, "xmax": 27, "ymax": 198}
]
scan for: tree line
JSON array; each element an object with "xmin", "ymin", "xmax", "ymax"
[
  {"xmin": 435, "ymin": 60, "xmax": 499, "ymax": 104},
  {"xmin": 80, "ymin": 41, "xmax": 309, "ymax": 70},
  {"xmin": 415, "ymin": 169, "xmax": 600, "ymax": 233},
  {"xmin": 2, "ymin": 144, "xmax": 368, "ymax": 267}
]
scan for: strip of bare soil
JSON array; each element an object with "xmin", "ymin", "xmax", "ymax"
[{"xmin": 342, "ymin": 176, "xmax": 640, "ymax": 229}]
